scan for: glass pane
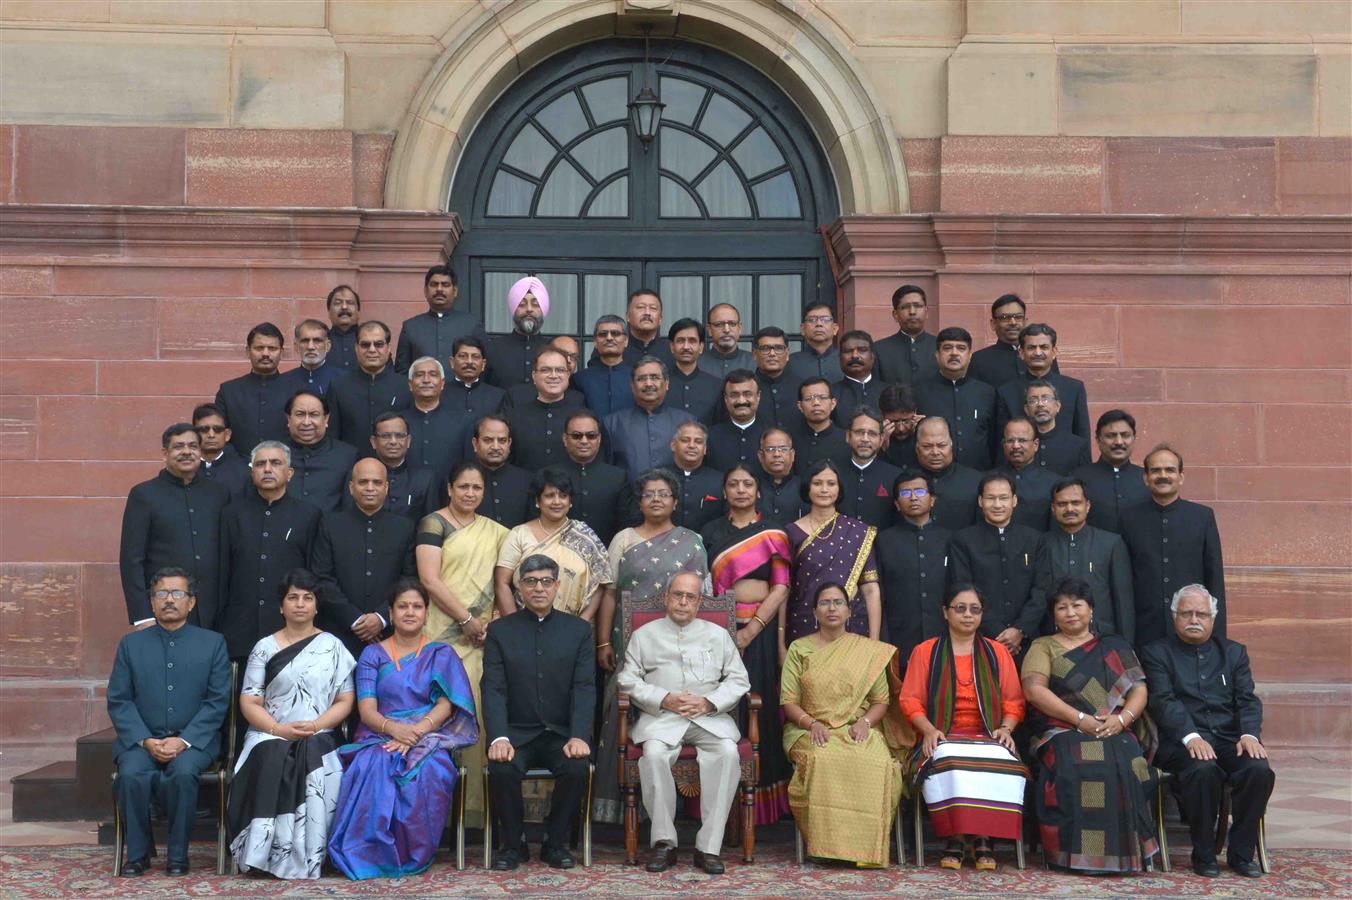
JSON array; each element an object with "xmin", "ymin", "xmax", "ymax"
[
  {"xmin": 698, "ymin": 92, "xmax": 751, "ymax": 147},
  {"xmin": 658, "ymin": 275, "xmax": 704, "ymax": 327},
  {"xmin": 730, "ymin": 126, "xmax": 784, "ymax": 180},
  {"xmin": 501, "ymin": 122, "xmax": 554, "ymax": 178},
  {"xmin": 571, "ymin": 126, "xmax": 627, "ymax": 181},
  {"xmin": 585, "ymin": 274, "xmax": 629, "ymax": 327},
  {"xmin": 659, "ymin": 126, "xmax": 716, "ymax": 182},
  {"xmin": 708, "ymin": 275, "xmax": 753, "ymax": 331},
  {"xmin": 586, "ymin": 177, "xmax": 628, "ymax": 218},
  {"xmin": 752, "ymin": 171, "xmax": 802, "ymax": 218},
  {"xmin": 483, "ymin": 271, "xmax": 526, "ymax": 332},
  {"xmin": 758, "ymin": 274, "xmax": 803, "ymax": 337},
  {"xmin": 660, "ymin": 76, "xmax": 705, "ymax": 126},
  {"xmin": 696, "ymin": 160, "xmax": 751, "ymax": 218},
  {"xmin": 539, "ymin": 273, "xmax": 579, "ymax": 334},
  {"xmin": 581, "ymin": 76, "xmax": 628, "ymax": 124},
  {"xmin": 660, "ymin": 176, "xmax": 702, "ymax": 218},
  {"xmin": 535, "ymin": 91, "xmax": 588, "ymax": 146},
  {"xmin": 486, "ymin": 170, "xmax": 534, "ymax": 216},
  {"xmin": 536, "ymin": 159, "xmax": 590, "ymax": 217}
]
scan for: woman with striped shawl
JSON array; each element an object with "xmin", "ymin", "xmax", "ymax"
[{"xmin": 900, "ymin": 583, "xmax": 1027, "ymax": 872}]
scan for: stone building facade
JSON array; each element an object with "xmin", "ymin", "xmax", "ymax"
[{"xmin": 1, "ymin": 1, "xmax": 1348, "ymax": 753}]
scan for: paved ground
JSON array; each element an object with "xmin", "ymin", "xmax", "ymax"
[{"xmin": 1, "ymin": 743, "xmax": 1348, "ymax": 851}]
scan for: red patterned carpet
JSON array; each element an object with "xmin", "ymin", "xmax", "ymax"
[{"xmin": 0, "ymin": 843, "xmax": 1348, "ymax": 898}]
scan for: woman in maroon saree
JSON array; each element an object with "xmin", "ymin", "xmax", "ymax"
[{"xmin": 784, "ymin": 459, "xmax": 881, "ymax": 645}]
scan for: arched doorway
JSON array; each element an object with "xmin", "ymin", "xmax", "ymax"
[{"xmin": 449, "ymin": 39, "xmax": 839, "ymax": 352}]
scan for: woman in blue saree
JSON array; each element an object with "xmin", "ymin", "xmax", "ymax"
[{"xmin": 328, "ymin": 578, "xmax": 479, "ymax": 879}]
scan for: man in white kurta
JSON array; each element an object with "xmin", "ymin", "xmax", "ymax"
[{"xmin": 617, "ymin": 571, "xmax": 750, "ymax": 874}]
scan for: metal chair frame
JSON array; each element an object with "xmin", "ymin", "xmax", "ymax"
[
  {"xmin": 910, "ymin": 791, "xmax": 1026, "ymax": 870},
  {"xmin": 482, "ymin": 763, "xmax": 595, "ymax": 868},
  {"xmin": 1154, "ymin": 770, "xmax": 1270, "ymax": 874}
]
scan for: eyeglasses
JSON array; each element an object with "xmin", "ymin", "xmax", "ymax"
[
  {"xmin": 1175, "ymin": 610, "xmax": 1213, "ymax": 620},
  {"xmin": 668, "ymin": 590, "xmax": 700, "ymax": 603},
  {"xmin": 376, "ymin": 431, "xmax": 409, "ymax": 440},
  {"xmin": 634, "ymin": 373, "xmax": 664, "ymax": 384},
  {"xmin": 1025, "ymin": 396, "xmax": 1056, "ymax": 406},
  {"xmin": 710, "ymin": 320, "xmax": 739, "ymax": 330},
  {"xmin": 195, "ymin": 424, "xmax": 228, "ymax": 434},
  {"xmin": 803, "ymin": 315, "xmax": 834, "ymax": 324},
  {"xmin": 816, "ymin": 597, "xmax": 848, "ymax": 608},
  {"xmin": 756, "ymin": 345, "xmax": 789, "ymax": 355},
  {"xmin": 596, "ymin": 329, "xmax": 625, "ymax": 339},
  {"xmin": 520, "ymin": 576, "xmax": 558, "ymax": 588},
  {"xmin": 536, "ymin": 366, "xmax": 569, "ymax": 376},
  {"xmin": 947, "ymin": 604, "xmax": 983, "ymax": 615},
  {"xmin": 800, "ymin": 393, "xmax": 832, "ymax": 404},
  {"xmin": 761, "ymin": 445, "xmax": 792, "ymax": 455},
  {"xmin": 994, "ymin": 313, "xmax": 1026, "ymax": 323},
  {"xmin": 1003, "ymin": 436, "xmax": 1034, "ymax": 445},
  {"xmin": 358, "ymin": 340, "xmax": 388, "ymax": 349},
  {"xmin": 567, "ymin": 431, "xmax": 600, "ymax": 440},
  {"xmin": 897, "ymin": 488, "xmax": 929, "ymax": 498},
  {"xmin": 640, "ymin": 490, "xmax": 673, "ymax": 500},
  {"xmin": 152, "ymin": 590, "xmax": 191, "ymax": 601}
]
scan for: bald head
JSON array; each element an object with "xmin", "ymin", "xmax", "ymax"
[
  {"xmin": 915, "ymin": 415, "xmax": 954, "ymax": 472},
  {"xmin": 349, "ymin": 457, "xmax": 389, "ymax": 515}
]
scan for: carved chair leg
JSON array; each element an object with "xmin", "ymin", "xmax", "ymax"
[
  {"xmin": 624, "ymin": 782, "xmax": 640, "ymax": 865},
  {"xmin": 742, "ymin": 782, "xmax": 755, "ymax": 863}
]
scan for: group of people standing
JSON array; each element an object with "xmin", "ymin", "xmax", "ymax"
[{"xmin": 108, "ymin": 271, "xmax": 1274, "ymax": 882}]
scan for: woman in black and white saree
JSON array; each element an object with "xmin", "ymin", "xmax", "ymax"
[{"xmin": 227, "ymin": 569, "xmax": 356, "ymax": 878}]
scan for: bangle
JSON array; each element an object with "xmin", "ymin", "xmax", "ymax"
[
  {"xmin": 381, "ymin": 716, "xmax": 390, "ymax": 733},
  {"xmin": 751, "ymin": 613, "xmax": 767, "ymax": 628},
  {"xmin": 1122, "ymin": 708, "xmax": 1135, "ymax": 723},
  {"xmin": 596, "ymin": 641, "xmax": 612, "ymax": 649},
  {"xmin": 422, "ymin": 715, "xmax": 434, "ymax": 728},
  {"xmin": 1117, "ymin": 714, "xmax": 1126, "ymax": 728},
  {"xmin": 457, "ymin": 613, "xmax": 473, "ymax": 626},
  {"xmin": 269, "ymin": 724, "xmax": 276, "ymax": 737}
]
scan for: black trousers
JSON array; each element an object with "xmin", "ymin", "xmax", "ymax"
[
  {"xmin": 487, "ymin": 732, "xmax": 590, "ymax": 851},
  {"xmin": 115, "ymin": 745, "xmax": 214, "ymax": 864},
  {"xmin": 1158, "ymin": 739, "xmax": 1275, "ymax": 864}
]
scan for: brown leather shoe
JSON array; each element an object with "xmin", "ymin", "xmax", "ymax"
[
  {"xmin": 693, "ymin": 849, "xmax": 725, "ymax": 875},
  {"xmin": 645, "ymin": 841, "xmax": 678, "ymax": 872}
]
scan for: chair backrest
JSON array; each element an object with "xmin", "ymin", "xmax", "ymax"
[
  {"xmin": 225, "ymin": 660, "xmax": 240, "ymax": 769},
  {"xmin": 622, "ymin": 590, "xmax": 736, "ymax": 646}
]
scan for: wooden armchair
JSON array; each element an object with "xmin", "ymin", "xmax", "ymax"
[{"xmin": 615, "ymin": 592, "xmax": 760, "ymax": 865}]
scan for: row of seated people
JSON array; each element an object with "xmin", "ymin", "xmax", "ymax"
[{"xmin": 110, "ymin": 563, "xmax": 1272, "ymax": 881}]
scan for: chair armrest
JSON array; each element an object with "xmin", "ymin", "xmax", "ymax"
[
  {"xmin": 746, "ymin": 692, "xmax": 761, "ymax": 748},
  {"xmin": 617, "ymin": 693, "xmax": 631, "ymax": 749}
]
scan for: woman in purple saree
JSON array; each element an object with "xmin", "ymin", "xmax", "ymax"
[{"xmin": 328, "ymin": 579, "xmax": 479, "ymax": 879}]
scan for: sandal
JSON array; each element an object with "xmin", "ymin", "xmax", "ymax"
[
  {"xmin": 973, "ymin": 839, "xmax": 997, "ymax": 872},
  {"xmin": 939, "ymin": 841, "xmax": 965, "ymax": 870}
]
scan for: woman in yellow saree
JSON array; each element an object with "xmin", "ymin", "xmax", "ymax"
[
  {"xmin": 415, "ymin": 460, "xmax": 509, "ymax": 828},
  {"xmin": 780, "ymin": 582, "xmax": 903, "ymax": 867}
]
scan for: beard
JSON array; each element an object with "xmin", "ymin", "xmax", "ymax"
[{"xmin": 517, "ymin": 315, "xmax": 540, "ymax": 334}]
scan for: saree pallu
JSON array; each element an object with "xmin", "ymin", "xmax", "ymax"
[
  {"xmin": 1029, "ymin": 635, "xmax": 1159, "ymax": 872},
  {"xmin": 421, "ymin": 513, "xmax": 508, "ymax": 828},
  {"xmin": 785, "ymin": 514, "xmax": 877, "ymax": 643},
  {"xmin": 782, "ymin": 634, "xmax": 902, "ymax": 866},
  {"xmin": 327, "ymin": 641, "xmax": 478, "ymax": 880},
  {"xmin": 499, "ymin": 518, "xmax": 611, "ymax": 616},
  {"xmin": 593, "ymin": 526, "xmax": 708, "ymax": 823},
  {"xmin": 706, "ymin": 516, "xmax": 792, "ymax": 824}
]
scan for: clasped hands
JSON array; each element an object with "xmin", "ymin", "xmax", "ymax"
[
  {"xmin": 141, "ymin": 736, "xmax": 188, "ymax": 763},
  {"xmin": 272, "ymin": 720, "xmax": 320, "ymax": 741},
  {"xmin": 380, "ymin": 716, "xmax": 430, "ymax": 753},
  {"xmin": 660, "ymin": 691, "xmax": 714, "ymax": 718}
]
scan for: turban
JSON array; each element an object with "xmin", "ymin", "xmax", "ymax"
[{"xmin": 508, "ymin": 276, "xmax": 550, "ymax": 318}]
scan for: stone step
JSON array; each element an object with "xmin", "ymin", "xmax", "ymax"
[
  {"xmin": 11, "ymin": 761, "xmax": 81, "ymax": 822},
  {"xmin": 74, "ymin": 726, "xmax": 116, "ymax": 819}
]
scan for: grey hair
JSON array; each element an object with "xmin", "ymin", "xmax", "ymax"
[
  {"xmin": 250, "ymin": 440, "xmax": 291, "ymax": 467},
  {"xmin": 1170, "ymin": 584, "xmax": 1218, "ymax": 617},
  {"xmin": 632, "ymin": 355, "xmax": 668, "ymax": 380},
  {"xmin": 665, "ymin": 571, "xmax": 704, "ymax": 595},
  {"xmin": 408, "ymin": 356, "xmax": 445, "ymax": 379},
  {"xmin": 518, "ymin": 553, "xmax": 559, "ymax": 580}
]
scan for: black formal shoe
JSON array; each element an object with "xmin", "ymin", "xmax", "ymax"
[
  {"xmin": 166, "ymin": 860, "xmax": 190, "ymax": 876},
  {"xmin": 120, "ymin": 857, "xmax": 149, "ymax": 877},
  {"xmin": 693, "ymin": 849, "xmax": 725, "ymax": 875},
  {"xmin": 492, "ymin": 847, "xmax": 526, "ymax": 871},
  {"xmin": 1192, "ymin": 859, "xmax": 1221, "ymax": 877},
  {"xmin": 645, "ymin": 841, "xmax": 678, "ymax": 872},
  {"xmin": 541, "ymin": 844, "xmax": 576, "ymax": 869},
  {"xmin": 1229, "ymin": 858, "xmax": 1264, "ymax": 878}
]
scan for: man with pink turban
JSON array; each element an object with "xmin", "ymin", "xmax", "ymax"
[{"xmin": 487, "ymin": 276, "xmax": 554, "ymax": 390}]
